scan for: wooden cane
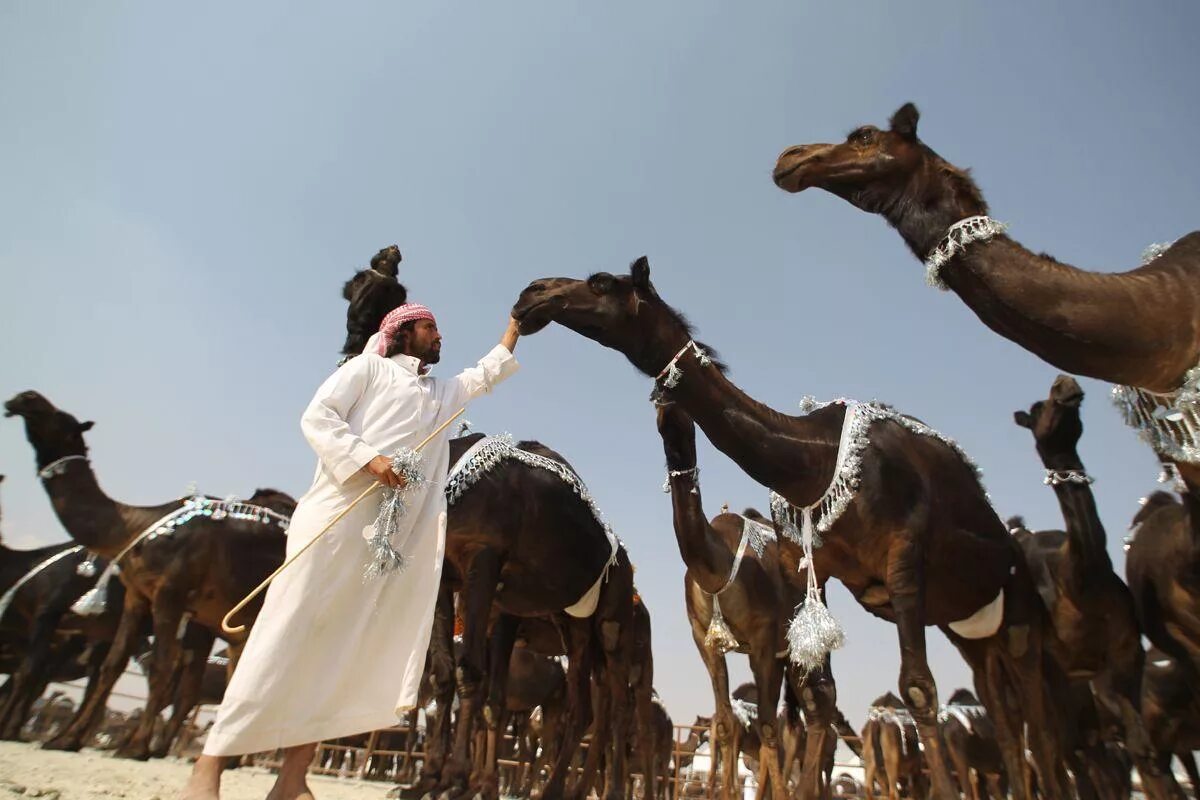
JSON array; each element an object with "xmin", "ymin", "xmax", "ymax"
[{"xmin": 221, "ymin": 407, "xmax": 467, "ymax": 635}]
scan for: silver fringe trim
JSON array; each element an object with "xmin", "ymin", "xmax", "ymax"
[
  {"xmin": 924, "ymin": 216, "xmax": 1008, "ymax": 290},
  {"xmin": 1043, "ymin": 469, "xmax": 1094, "ymax": 486},
  {"xmin": 730, "ymin": 697, "xmax": 758, "ymax": 730},
  {"xmin": 72, "ymin": 494, "xmax": 291, "ymax": 615},
  {"xmin": 1112, "ymin": 363, "xmax": 1200, "ymax": 464},
  {"xmin": 37, "ymin": 455, "xmax": 89, "ymax": 480},
  {"xmin": 1142, "ymin": 240, "xmax": 1176, "ymax": 264},
  {"xmin": 445, "ymin": 434, "xmax": 616, "ymax": 543},
  {"xmin": 0, "ymin": 546, "xmax": 85, "ymax": 622},
  {"xmin": 650, "ymin": 340, "xmax": 711, "ymax": 405},
  {"xmin": 663, "ymin": 466, "xmax": 700, "ymax": 495},
  {"xmin": 365, "ymin": 447, "xmax": 429, "ymax": 580},
  {"xmin": 937, "ymin": 704, "xmax": 987, "ymax": 734},
  {"xmin": 866, "ymin": 706, "xmax": 918, "ymax": 754}
]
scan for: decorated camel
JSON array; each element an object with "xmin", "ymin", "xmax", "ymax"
[
  {"xmin": 512, "ymin": 257, "xmax": 1075, "ymax": 800},
  {"xmin": 773, "ymin": 104, "xmax": 1200, "ymax": 475},
  {"xmin": 341, "ymin": 244, "xmax": 407, "ymax": 360},
  {"xmin": 861, "ymin": 692, "xmax": 926, "ymax": 800},
  {"xmin": 1012, "ymin": 375, "xmax": 1167, "ymax": 796},
  {"xmin": 657, "ymin": 402, "xmax": 795, "ymax": 800},
  {"xmin": 4, "ymin": 391, "xmax": 293, "ymax": 759}
]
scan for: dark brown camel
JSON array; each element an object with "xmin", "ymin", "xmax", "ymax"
[
  {"xmin": 939, "ymin": 689, "xmax": 1006, "ymax": 800},
  {"xmin": 657, "ymin": 403, "xmax": 793, "ymax": 800},
  {"xmin": 1142, "ymin": 647, "xmax": 1200, "ymax": 797},
  {"xmin": 512, "ymin": 258, "xmax": 1073, "ymax": 800},
  {"xmin": 340, "ymin": 245, "xmax": 407, "ymax": 360},
  {"xmin": 1012, "ymin": 375, "xmax": 1166, "ymax": 792},
  {"xmin": 772, "ymin": 103, "xmax": 1200, "ymax": 397},
  {"xmin": 423, "ymin": 432, "xmax": 635, "ymax": 800},
  {"xmin": 4, "ymin": 390, "xmax": 291, "ymax": 759},
  {"xmin": 627, "ymin": 596, "xmax": 662, "ymax": 800},
  {"xmin": 861, "ymin": 692, "xmax": 926, "ymax": 800}
]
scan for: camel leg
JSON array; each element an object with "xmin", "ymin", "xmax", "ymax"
[
  {"xmin": 536, "ymin": 618, "xmax": 592, "ymax": 800},
  {"xmin": 0, "ymin": 609, "xmax": 68, "ymax": 739},
  {"xmin": 153, "ymin": 625, "xmax": 214, "ymax": 758},
  {"xmin": 530, "ymin": 700, "xmax": 563, "ymax": 796},
  {"xmin": 746, "ymin": 646, "xmax": 785, "ymax": 800},
  {"xmin": 400, "ymin": 583, "xmax": 454, "ymax": 799},
  {"xmin": 1178, "ymin": 751, "xmax": 1200, "ymax": 799},
  {"xmin": 118, "ymin": 592, "xmax": 187, "ymax": 760},
  {"xmin": 689, "ymin": 617, "xmax": 734, "ymax": 800},
  {"xmin": 473, "ymin": 613, "xmax": 519, "ymax": 800},
  {"xmin": 445, "ymin": 550, "xmax": 501, "ymax": 800},
  {"xmin": 953, "ymin": 638, "xmax": 1030, "ymax": 800},
  {"xmin": 598, "ymin": 618, "xmax": 631, "ymax": 800},
  {"xmin": 792, "ymin": 660, "xmax": 835, "ymax": 800},
  {"xmin": 944, "ymin": 735, "xmax": 974, "ymax": 800},
  {"xmin": 885, "ymin": 537, "xmax": 956, "ymax": 800},
  {"xmin": 44, "ymin": 591, "xmax": 149, "ymax": 751}
]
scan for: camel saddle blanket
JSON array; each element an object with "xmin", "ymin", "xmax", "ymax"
[
  {"xmin": 947, "ymin": 588, "xmax": 1004, "ymax": 639},
  {"xmin": 447, "ymin": 434, "xmax": 621, "ymax": 618}
]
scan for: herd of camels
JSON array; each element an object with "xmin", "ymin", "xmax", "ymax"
[{"xmin": 1, "ymin": 103, "xmax": 1199, "ymax": 800}]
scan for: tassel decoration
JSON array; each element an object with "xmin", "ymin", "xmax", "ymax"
[
  {"xmin": 364, "ymin": 447, "xmax": 429, "ymax": 580},
  {"xmin": 704, "ymin": 595, "xmax": 739, "ymax": 653}
]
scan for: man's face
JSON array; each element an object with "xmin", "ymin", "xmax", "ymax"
[{"xmin": 408, "ymin": 319, "xmax": 442, "ymax": 364}]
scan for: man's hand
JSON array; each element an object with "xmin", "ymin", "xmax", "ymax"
[
  {"xmin": 501, "ymin": 316, "xmax": 521, "ymax": 353},
  {"xmin": 364, "ymin": 455, "xmax": 407, "ymax": 489}
]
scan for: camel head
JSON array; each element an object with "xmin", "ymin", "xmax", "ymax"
[
  {"xmin": 4, "ymin": 391, "xmax": 93, "ymax": 468},
  {"xmin": 514, "ymin": 256, "xmax": 722, "ymax": 379},
  {"xmin": 773, "ymin": 103, "xmax": 986, "ymax": 223},
  {"xmin": 341, "ymin": 245, "xmax": 408, "ymax": 358},
  {"xmin": 946, "ymin": 688, "xmax": 979, "ymax": 706},
  {"xmin": 1013, "ymin": 375, "xmax": 1085, "ymax": 461}
]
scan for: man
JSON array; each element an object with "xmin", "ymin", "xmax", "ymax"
[{"xmin": 183, "ymin": 304, "xmax": 520, "ymax": 800}]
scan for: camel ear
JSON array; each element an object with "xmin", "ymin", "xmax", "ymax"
[
  {"xmin": 77, "ymin": 420, "xmax": 95, "ymax": 433},
  {"xmin": 889, "ymin": 103, "xmax": 920, "ymax": 141},
  {"xmin": 1013, "ymin": 410, "xmax": 1032, "ymax": 429},
  {"xmin": 630, "ymin": 256, "xmax": 651, "ymax": 290}
]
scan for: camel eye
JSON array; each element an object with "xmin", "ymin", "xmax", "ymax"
[
  {"xmin": 587, "ymin": 273, "xmax": 615, "ymax": 294},
  {"xmin": 850, "ymin": 128, "xmax": 875, "ymax": 144}
]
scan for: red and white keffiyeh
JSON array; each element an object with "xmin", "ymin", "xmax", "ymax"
[{"xmin": 376, "ymin": 304, "xmax": 437, "ymax": 355}]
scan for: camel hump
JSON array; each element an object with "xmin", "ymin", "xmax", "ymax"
[
  {"xmin": 516, "ymin": 440, "xmax": 573, "ymax": 468},
  {"xmin": 1144, "ymin": 231, "xmax": 1200, "ymax": 268},
  {"xmin": 1130, "ymin": 490, "xmax": 1181, "ymax": 529},
  {"xmin": 947, "ymin": 688, "xmax": 978, "ymax": 705}
]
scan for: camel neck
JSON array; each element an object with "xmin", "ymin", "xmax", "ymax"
[
  {"xmin": 1037, "ymin": 446, "xmax": 1113, "ymax": 575},
  {"xmin": 659, "ymin": 417, "xmax": 736, "ymax": 595},
  {"xmin": 656, "ymin": 350, "xmax": 841, "ymax": 509},
  {"xmin": 38, "ymin": 460, "xmax": 133, "ymax": 557},
  {"xmin": 888, "ymin": 201, "xmax": 1195, "ymax": 391}
]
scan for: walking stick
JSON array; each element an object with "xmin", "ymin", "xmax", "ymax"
[{"xmin": 221, "ymin": 407, "xmax": 467, "ymax": 635}]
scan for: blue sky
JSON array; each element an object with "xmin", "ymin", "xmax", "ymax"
[{"xmin": 2, "ymin": 2, "xmax": 1198, "ymax": 732}]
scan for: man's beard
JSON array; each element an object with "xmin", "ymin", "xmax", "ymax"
[{"xmin": 420, "ymin": 344, "xmax": 441, "ymax": 364}]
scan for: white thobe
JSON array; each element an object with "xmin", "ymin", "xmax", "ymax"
[{"xmin": 204, "ymin": 343, "xmax": 519, "ymax": 756}]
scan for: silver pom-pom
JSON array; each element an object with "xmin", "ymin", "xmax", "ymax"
[
  {"xmin": 704, "ymin": 598, "xmax": 739, "ymax": 653},
  {"xmin": 730, "ymin": 697, "xmax": 758, "ymax": 729},
  {"xmin": 364, "ymin": 447, "xmax": 429, "ymax": 580},
  {"xmin": 786, "ymin": 596, "xmax": 844, "ymax": 674},
  {"xmin": 72, "ymin": 568, "xmax": 114, "ymax": 616},
  {"xmin": 76, "ymin": 558, "xmax": 98, "ymax": 578}
]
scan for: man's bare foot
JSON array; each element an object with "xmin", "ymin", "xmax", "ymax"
[{"xmin": 179, "ymin": 755, "xmax": 222, "ymax": 800}]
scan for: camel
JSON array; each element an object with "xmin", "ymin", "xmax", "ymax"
[
  {"xmin": 1125, "ymin": 490, "xmax": 1200, "ymax": 687},
  {"xmin": 861, "ymin": 692, "xmax": 926, "ymax": 800},
  {"xmin": 1012, "ymin": 375, "xmax": 1167, "ymax": 791},
  {"xmin": 634, "ymin": 696, "xmax": 673, "ymax": 800},
  {"xmin": 4, "ymin": 390, "xmax": 293, "ymax": 759},
  {"xmin": 939, "ymin": 689, "xmax": 1005, "ymax": 800},
  {"xmin": 512, "ymin": 257, "xmax": 1075, "ymax": 800},
  {"xmin": 657, "ymin": 403, "xmax": 794, "ymax": 800},
  {"xmin": 771, "ymin": 103, "xmax": 1200, "ymax": 398},
  {"xmin": 340, "ymin": 245, "xmax": 407, "ymax": 360},
  {"xmin": 1142, "ymin": 647, "xmax": 1200, "ymax": 797}
]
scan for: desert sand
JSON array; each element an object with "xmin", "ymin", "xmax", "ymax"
[{"xmin": 0, "ymin": 742, "xmax": 389, "ymax": 800}]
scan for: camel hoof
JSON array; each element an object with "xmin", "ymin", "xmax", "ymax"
[
  {"xmin": 41, "ymin": 737, "xmax": 82, "ymax": 753},
  {"xmin": 115, "ymin": 744, "xmax": 151, "ymax": 761}
]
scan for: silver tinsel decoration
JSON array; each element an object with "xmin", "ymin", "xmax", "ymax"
[
  {"xmin": 866, "ymin": 706, "xmax": 918, "ymax": 754},
  {"xmin": 663, "ymin": 467, "xmax": 700, "ymax": 495},
  {"xmin": 787, "ymin": 591, "xmax": 844, "ymax": 674},
  {"xmin": 1043, "ymin": 469, "xmax": 1094, "ymax": 486},
  {"xmin": 1112, "ymin": 362, "xmax": 1200, "ymax": 464},
  {"xmin": 37, "ymin": 454, "xmax": 89, "ymax": 480},
  {"xmin": 0, "ymin": 546, "xmax": 85, "ymax": 621},
  {"xmin": 650, "ymin": 340, "xmax": 711, "ymax": 405},
  {"xmin": 730, "ymin": 697, "xmax": 758, "ymax": 729},
  {"xmin": 741, "ymin": 515, "xmax": 774, "ymax": 560},
  {"xmin": 1141, "ymin": 240, "xmax": 1176, "ymax": 265},
  {"xmin": 72, "ymin": 494, "xmax": 291, "ymax": 616},
  {"xmin": 924, "ymin": 216, "xmax": 1008, "ymax": 290},
  {"xmin": 937, "ymin": 704, "xmax": 986, "ymax": 734},
  {"xmin": 365, "ymin": 447, "xmax": 429, "ymax": 580},
  {"xmin": 704, "ymin": 596, "xmax": 740, "ymax": 653},
  {"xmin": 75, "ymin": 555, "xmax": 99, "ymax": 578}
]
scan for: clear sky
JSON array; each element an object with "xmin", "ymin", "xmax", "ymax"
[{"xmin": 2, "ymin": 1, "xmax": 1198, "ymax": 734}]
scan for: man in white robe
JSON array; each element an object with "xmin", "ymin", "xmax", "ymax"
[{"xmin": 183, "ymin": 304, "xmax": 520, "ymax": 800}]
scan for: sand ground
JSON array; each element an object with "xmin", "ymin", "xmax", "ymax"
[{"xmin": 0, "ymin": 742, "xmax": 390, "ymax": 800}]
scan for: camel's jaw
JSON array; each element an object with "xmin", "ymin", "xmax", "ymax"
[
  {"xmin": 1050, "ymin": 375, "xmax": 1085, "ymax": 408},
  {"xmin": 773, "ymin": 143, "xmax": 839, "ymax": 193},
  {"xmin": 513, "ymin": 279, "xmax": 582, "ymax": 336}
]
